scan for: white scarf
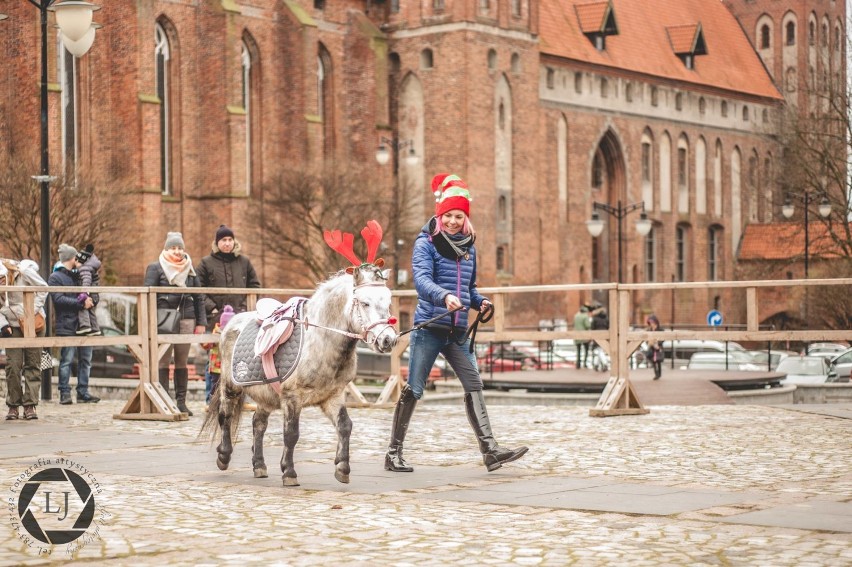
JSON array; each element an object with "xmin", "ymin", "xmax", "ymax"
[{"xmin": 159, "ymin": 250, "xmax": 195, "ymax": 287}]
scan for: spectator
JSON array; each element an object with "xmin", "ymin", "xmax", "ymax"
[
  {"xmin": 646, "ymin": 314, "xmax": 664, "ymax": 380},
  {"xmin": 49, "ymin": 244, "xmax": 100, "ymax": 405},
  {"xmin": 201, "ymin": 304, "xmax": 234, "ymax": 404},
  {"xmin": 197, "ymin": 224, "xmax": 261, "ymax": 330},
  {"xmin": 144, "ymin": 232, "xmax": 206, "ymax": 416},
  {"xmin": 2, "ymin": 258, "xmax": 49, "ymax": 420},
  {"xmin": 573, "ymin": 305, "xmax": 591, "ymax": 369},
  {"xmin": 74, "ymin": 244, "xmax": 102, "ymax": 336}
]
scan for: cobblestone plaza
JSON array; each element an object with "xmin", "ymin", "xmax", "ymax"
[{"xmin": 2, "ymin": 398, "xmax": 851, "ymax": 565}]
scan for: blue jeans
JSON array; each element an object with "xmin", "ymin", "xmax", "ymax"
[
  {"xmin": 407, "ymin": 328, "xmax": 482, "ymax": 399},
  {"xmin": 58, "ymin": 345, "xmax": 93, "ymax": 396}
]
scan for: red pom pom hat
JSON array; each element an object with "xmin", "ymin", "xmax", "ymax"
[{"xmin": 431, "ymin": 173, "xmax": 472, "ymax": 217}]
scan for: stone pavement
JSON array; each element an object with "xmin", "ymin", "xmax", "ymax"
[{"xmin": 1, "ymin": 398, "xmax": 851, "ymax": 566}]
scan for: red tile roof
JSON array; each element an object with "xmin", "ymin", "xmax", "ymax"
[
  {"xmin": 575, "ymin": 1, "xmax": 610, "ymax": 34},
  {"xmin": 666, "ymin": 24, "xmax": 700, "ymax": 54},
  {"xmin": 540, "ymin": 0, "xmax": 783, "ymax": 101},
  {"xmin": 738, "ymin": 223, "xmax": 849, "ymax": 261}
]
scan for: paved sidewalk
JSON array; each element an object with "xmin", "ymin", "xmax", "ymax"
[{"xmin": 1, "ymin": 398, "xmax": 851, "ymax": 565}]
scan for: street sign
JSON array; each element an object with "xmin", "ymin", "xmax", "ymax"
[{"xmin": 707, "ymin": 310, "xmax": 723, "ymax": 327}]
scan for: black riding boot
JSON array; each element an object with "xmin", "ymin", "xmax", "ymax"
[
  {"xmin": 464, "ymin": 390, "xmax": 528, "ymax": 472},
  {"xmin": 158, "ymin": 367, "xmax": 171, "ymax": 397},
  {"xmin": 384, "ymin": 385, "xmax": 418, "ymax": 472},
  {"xmin": 174, "ymin": 368, "xmax": 193, "ymax": 416}
]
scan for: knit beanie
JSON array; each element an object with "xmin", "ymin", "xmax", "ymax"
[
  {"xmin": 75, "ymin": 243, "xmax": 94, "ymax": 264},
  {"xmin": 215, "ymin": 224, "xmax": 235, "ymax": 244},
  {"xmin": 219, "ymin": 304, "xmax": 235, "ymax": 328},
  {"xmin": 431, "ymin": 173, "xmax": 471, "ymax": 217},
  {"xmin": 58, "ymin": 243, "xmax": 77, "ymax": 262},
  {"xmin": 164, "ymin": 232, "xmax": 185, "ymax": 250}
]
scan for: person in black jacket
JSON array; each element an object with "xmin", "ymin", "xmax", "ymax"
[
  {"xmin": 144, "ymin": 232, "xmax": 206, "ymax": 416},
  {"xmin": 48, "ymin": 244, "xmax": 100, "ymax": 406}
]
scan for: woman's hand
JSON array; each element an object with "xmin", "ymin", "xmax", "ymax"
[
  {"xmin": 194, "ymin": 325, "xmax": 206, "ymax": 334},
  {"xmin": 444, "ymin": 294, "xmax": 462, "ymax": 311}
]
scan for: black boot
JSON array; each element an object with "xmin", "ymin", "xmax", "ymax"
[
  {"xmin": 158, "ymin": 367, "xmax": 171, "ymax": 397},
  {"xmin": 174, "ymin": 368, "xmax": 193, "ymax": 416},
  {"xmin": 384, "ymin": 385, "xmax": 418, "ymax": 472},
  {"xmin": 464, "ymin": 390, "xmax": 528, "ymax": 472}
]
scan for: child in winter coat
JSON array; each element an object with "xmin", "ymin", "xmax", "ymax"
[
  {"xmin": 75, "ymin": 244, "xmax": 101, "ymax": 336},
  {"xmin": 202, "ymin": 304, "xmax": 234, "ymax": 403}
]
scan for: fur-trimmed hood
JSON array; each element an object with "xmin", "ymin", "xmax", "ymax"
[{"xmin": 210, "ymin": 239, "xmax": 244, "ymax": 258}]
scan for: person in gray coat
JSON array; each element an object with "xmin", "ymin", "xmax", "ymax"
[{"xmin": 144, "ymin": 232, "xmax": 207, "ymax": 416}]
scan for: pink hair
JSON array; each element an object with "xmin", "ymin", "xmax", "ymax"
[{"xmin": 432, "ymin": 213, "xmax": 474, "ymax": 236}]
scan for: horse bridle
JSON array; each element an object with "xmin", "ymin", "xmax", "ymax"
[{"xmin": 293, "ymin": 281, "xmax": 397, "ymax": 346}]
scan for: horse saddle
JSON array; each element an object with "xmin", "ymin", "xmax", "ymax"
[{"xmin": 232, "ymin": 298, "xmax": 307, "ymax": 388}]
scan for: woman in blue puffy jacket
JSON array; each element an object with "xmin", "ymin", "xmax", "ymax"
[{"xmin": 384, "ymin": 173, "xmax": 528, "ymax": 473}]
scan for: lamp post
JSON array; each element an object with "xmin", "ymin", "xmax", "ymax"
[
  {"xmin": 3, "ymin": 1, "xmax": 101, "ymax": 400},
  {"xmin": 375, "ymin": 135, "xmax": 418, "ymax": 286},
  {"xmin": 586, "ymin": 200, "xmax": 652, "ymax": 283},
  {"xmin": 781, "ymin": 191, "xmax": 832, "ymax": 279}
]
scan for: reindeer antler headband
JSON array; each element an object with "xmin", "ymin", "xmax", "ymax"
[{"xmin": 323, "ymin": 220, "xmax": 386, "ymax": 272}]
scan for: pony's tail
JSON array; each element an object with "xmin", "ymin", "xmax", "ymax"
[{"xmin": 197, "ymin": 386, "xmax": 246, "ymax": 444}]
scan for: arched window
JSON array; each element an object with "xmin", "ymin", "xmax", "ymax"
[
  {"xmin": 510, "ymin": 52, "xmax": 520, "ymax": 73},
  {"xmin": 625, "ymin": 83, "xmax": 633, "ymax": 102},
  {"xmin": 786, "ymin": 21, "xmax": 796, "ymax": 45},
  {"xmin": 511, "ymin": 0, "xmax": 521, "ymax": 17},
  {"xmin": 58, "ymin": 34, "xmax": 78, "ymax": 178},
  {"xmin": 241, "ymin": 39, "xmax": 254, "ymax": 195},
  {"xmin": 742, "ymin": 105, "xmax": 749, "ymax": 121},
  {"xmin": 785, "ymin": 67, "xmax": 797, "ymax": 92},
  {"xmin": 574, "ymin": 72, "xmax": 582, "ymax": 93},
  {"xmin": 708, "ymin": 226, "xmax": 722, "ymax": 281},
  {"xmin": 498, "ymin": 195, "xmax": 507, "ymax": 220},
  {"xmin": 546, "ymin": 67, "xmax": 555, "ymax": 89},
  {"xmin": 641, "ymin": 128, "xmax": 654, "ymax": 212},
  {"xmin": 487, "ymin": 48, "xmax": 497, "ymax": 70},
  {"xmin": 808, "ymin": 19, "xmax": 815, "ymax": 46},
  {"xmin": 660, "ymin": 132, "xmax": 671, "ymax": 212},
  {"xmin": 420, "ymin": 48, "xmax": 433, "ymax": 70},
  {"xmin": 155, "ymin": 22, "xmax": 173, "ymax": 195},
  {"xmin": 698, "ymin": 97, "xmax": 706, "ymax": 114},
  {"xmin": 760, "ymin": 24, "xmax": 770, "ymax": 49},
  {"xmin": 695, "ymin": 136, "xmax": 707, "ymax": 215},
  {"xmin": 600, "ymin": 77, "xmax": 609, "ymax": 98},
  {"xmin": 714, "ymin": 140, "xmax": 723, "ymax": 216},
  {"xmin": 721, "ymin": 101, "xmax": 728, "ymax": 117},
  {"xmin": 677, "ymin": 134, "xmax": 689, "ymax": 213},
  {"xmin": 675, "ymin": 224, "xmax": 690, "ymax": 282},
  {"xmin": 644, "ymin": 226, "xmax": 657, "ymax": 282},
  {"xmin": 650, "ymin": 86, "xmax": 659, "ymax": 107},
  {"xmin": 318, "ymin": 44, "xmax": 334, "ymax": 157},
  {"xmin": 675, "ymin": 92, "xmax": 683, "ymax": 111}
]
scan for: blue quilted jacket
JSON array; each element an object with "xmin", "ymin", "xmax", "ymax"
[{"xmin": 411, "ymin": 223, "xmax": 487, "ymax": 331}]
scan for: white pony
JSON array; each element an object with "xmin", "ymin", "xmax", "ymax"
[{"xmin": 200, "ymin": 222, "xmax": 398, "ymax": 486}]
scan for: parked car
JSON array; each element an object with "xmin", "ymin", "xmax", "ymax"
[
  {"xmin": 776, "ymin": 355, "xmax": 831, "ymax": 385},
  {"xmin": 661, "ymin": 340, "xmax": 749, "ymax": 369},
  {"xmin": 805, "ymin": 343, "xmax": 849, "ymax": 363},
  {"xmin": 827, "ymin": 347, "xmax": 852, "ymax": 383},
  {"xmin": 89, "ymin": 326, "xmax": 139, "ymax": 378},
  {"xmin": 354, "ymin": 345, "xmax": 451, "ymax": 380},
  {"xmin": 746, "ymin": 349, "xmax": 797, "ymax": 371},
  {"xmin": 687, "ymin": 351, "xmax": 763, "ymax": 372}
]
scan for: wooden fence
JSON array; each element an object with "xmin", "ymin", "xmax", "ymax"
[{"xmin": 3, "ymin": 278, "xmax": 851, "ymax": 420}]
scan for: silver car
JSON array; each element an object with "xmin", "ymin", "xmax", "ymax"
[
  {"xmin": 827, "ymin": 348, "xmax": 852, "ymax": 383},
  {"xmin": 777, "ymin": 356, "xmax": 831, "ymax": 385}
]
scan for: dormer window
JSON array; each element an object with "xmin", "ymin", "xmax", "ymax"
[
  {"xmin": 666, "ymin": 23, "xmax": 707, "ymax": 70},
  {"xmin": 575, "ymin": 1, "xmax": 618, "ymax": 51}
]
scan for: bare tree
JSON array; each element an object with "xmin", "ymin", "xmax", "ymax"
[
  {"xmin": 252, "ymin": 164, "xmax": 397, "ymax": 283},
  {"xmin": 0, "ymin": 160, "xmax": 135, "ymax": 279}
]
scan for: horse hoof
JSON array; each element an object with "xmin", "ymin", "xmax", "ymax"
[
  {"xmin": 216, "ymin": 457, "xmax": 229, "ymax": 471},
  {"xmin": 254, "ymin": 467, "xmax": 268, "ymax": 478},
  {"xmin": 334, "ymin": 470, "xmax": 350, "ymax": 484},
  {"xmin": 282, "ymin": 476, "xmax": 300, "ymax": 487}
]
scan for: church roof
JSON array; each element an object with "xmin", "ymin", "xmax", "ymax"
[{"xmin": 540, "ymin": 0, "xmax": 783, "ymax": 101}]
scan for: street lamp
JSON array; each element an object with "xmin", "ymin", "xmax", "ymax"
[
  {"xmin": 3, "ymin": 1, "xmax": 100, "ymax": 400},
  {"xmin": 781, "ymin": 191, "xmax": 832, "ymax": 279},
  {"xmin": 375, "ymin": 135, "xmax": 419, "ymax": 286},
  {"xmin": 586, "ymin": 200, "xmax": 652, "ymax": 283}
]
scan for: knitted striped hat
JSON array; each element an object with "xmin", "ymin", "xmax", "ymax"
[{"xmin": 431, "ymin": 173, "xmax": 471, "ymax": 217}]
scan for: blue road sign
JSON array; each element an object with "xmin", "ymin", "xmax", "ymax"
[{"xmin": 707, "ymin": 310, "xmax": 723, "ymax": 327}]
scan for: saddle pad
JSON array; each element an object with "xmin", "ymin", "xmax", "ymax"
[{"xmin": 231, "ymin": 304, "xmax": 305, "ymax": 387}]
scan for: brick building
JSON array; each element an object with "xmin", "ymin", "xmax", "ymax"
[{"xmin": 0, "ymin": 0, "xmax": 843, "ymax": 328}]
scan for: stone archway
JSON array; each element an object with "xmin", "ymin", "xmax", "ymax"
[{"xmin": 591, "ymin": 129, "xmax": 627, "ymax": 288}]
